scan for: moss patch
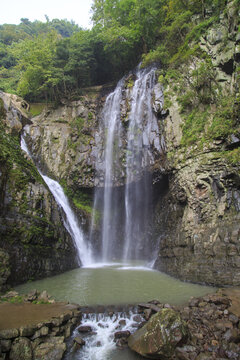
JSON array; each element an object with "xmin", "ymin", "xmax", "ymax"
[{"xmin": 29, "ymin": 103, "xmax": 47, "ymax": 117}]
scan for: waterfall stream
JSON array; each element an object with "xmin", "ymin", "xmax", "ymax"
[
  {"xmin": 20, "ymin": 136, "xmax": 93, "ymax": 266},
  {"xmin": 92, "ymin": 66, "xmax": 164, "ymax": 264}
]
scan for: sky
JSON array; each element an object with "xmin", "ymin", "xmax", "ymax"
[{"xmin": 0, "ymin": 0, "xmax": 94, "ymax": 28}]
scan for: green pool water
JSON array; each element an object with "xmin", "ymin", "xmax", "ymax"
[{"xmin": 15, "ymin": 262, "xmax": 216, "ymax": 306}]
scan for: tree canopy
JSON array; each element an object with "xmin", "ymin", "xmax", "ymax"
[{"xmin": 0, "ymin": 0, "xmax": 235, "ymax": 101}]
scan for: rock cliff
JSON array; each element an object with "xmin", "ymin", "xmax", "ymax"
[
  {"xmin": 155, "ymin": 0, "xmax": 240, "ymax": 286},
  {"xmin": 0, "ymin": 92, "xmax": 79, "ymax": 292}
]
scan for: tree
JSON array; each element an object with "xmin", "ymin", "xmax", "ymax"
[{"xmin": 11, "ymin": 31, "xmax": 61, "ymax": 101}]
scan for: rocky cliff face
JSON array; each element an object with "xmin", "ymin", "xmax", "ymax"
[
  {"xmin": 24, "ymin": 78, "xmax": 166, "ymax": 189},
  {"xmin": 0, "ymin": 93, "xmax": 79, "ymax": 292},
  {"xmin": 154, "ymin": 1, "xmax": 240, "ymax": 286},
  {"xmin": 24, "ymin": 87, "xmax": 104, "ymax": 189},
  {"xmin": 154, "ymin": 152, "xmax": 240, "ymax": 285}
]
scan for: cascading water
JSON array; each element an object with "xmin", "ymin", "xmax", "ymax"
[
  {"xmin": 123, "ymin": 68, "xmax": 161, "ymax": 261},
  {"xmin": 65, "ymin": 310, "xmax": 144, "ymax": 360},
  {"xmin": 101, "ymin": 80, "xmax": 124, "ymax": 261},
  {"xmin": 20, "ymin": 135, "xmax": 93, "ymax": 266},
  {"xmin": 92, "ymin": 66, "xmax": 164, "ymax": 264}
]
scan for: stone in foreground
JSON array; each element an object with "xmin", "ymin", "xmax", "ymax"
[{"xmin": 128, "ymin": 308, "xmax": 188, "ymax": 359}]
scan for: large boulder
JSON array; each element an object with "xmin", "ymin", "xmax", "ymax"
[
  {"xmin": 128, "ymin": 309, "xmax": 188, "ymax": 359},
  {"xmin": 9, "ymin": 337, "xmax": 33, "ymax": 360}
]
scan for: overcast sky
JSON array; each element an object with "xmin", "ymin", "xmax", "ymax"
[{"xmin": 0, "ymin": 0, "xmax": 93, "ymax": 28}]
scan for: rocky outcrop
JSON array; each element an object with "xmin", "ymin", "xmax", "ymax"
[
  {"xmin": 24, "ymin": 78, "xmax": 166, "ymax": 189},
  {"xmin": 154, "ymin": 0, "xmax": 240, "ymax": 286},
  {"xmin": 154, "ymin": 152, "xmax": 240, "ymax": 286},
  {"xmin": 128, "ymin": 308, "xmax": 188, "ymax": 359},
  {"xmin": 0, "ymin": 93, "xmax": 79, "ymax": 292},
  {"xmin": 129, "ymin": 289, "xmax": 240, "ymax": 360},
  {"xmin": 24, "ymin": 88, "xmax": 103, "ymax": 189}
]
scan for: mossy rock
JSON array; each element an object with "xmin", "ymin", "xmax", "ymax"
[{"xmin": 128, "ymin": 308, "xmax": 188, "ymax": 359}]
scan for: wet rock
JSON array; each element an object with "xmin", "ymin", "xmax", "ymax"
[
  {"xmin": 138, "ymin": 302, "xmax": 162, "ymax": 313},
  {"xmin": 26, "ymin": 289, "xmax": 38, "ymax": 302},
  {"xmin": 38, "ymin": 290, "xmax": 50, "ymax": 302},
  {"xmin": 9, "ymin": 337, "xmax": 33, "ymax": 360},
  {"xmin": 116, "ymin": 337, "xmax": 129, "ymax": 348},
  {"xmin": 118, "ymin": 319, "xmax": 126, "ymax": 327},
  {"xmin": 78, "ymin": 325, "xmax": 92, "ymax": 333},
  {"xmin": 114, "ymin": 330, "xmax": 131, "ymax": 340},
  {"xmin": 73, "ymin": 336, "xmax": 85, "ymax": 347},
  {"xmin": 128, "ymin": 308, "xmax": 188, "ymax": 359},
  {"xmin": 97, "ymin": 322, "xmax": 106, "ymax": 328},
  {"xmin": 143, "ymin": 308, "xmax": 152, "ymax": 321},
  {"xmin": 133, "ymin": 315, "xmax": 143, "ymax": 323}
]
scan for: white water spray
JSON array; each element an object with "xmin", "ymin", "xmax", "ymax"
[{"xmin": 66, "ymin": 311, "xmax": 143, "ymax": 360}]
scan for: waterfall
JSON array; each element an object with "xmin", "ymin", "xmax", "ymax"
[
  {"xmin": 92, "ymin": 66, "xmax": 163, "ymax": 264},
  {"xmin": 20, "ymin": 135, "xmax": 93, "ymax": 266},
  {"xmin": 100, "ymin": 79, "xmax": 124, "ymax": 261}
]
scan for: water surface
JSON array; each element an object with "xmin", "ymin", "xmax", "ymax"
[{"xmin": 15, "ymin": 262, "xmax": 216, "ymax": 306}]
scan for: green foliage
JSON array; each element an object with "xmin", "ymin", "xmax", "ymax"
[
  {"xmin": 224, "ymin": 148, "xmax": 240, "ymax": 165},
  {"xmin": 0, "ymin": 18, "xmax": 80, "ymax": 45},
  {"xmin": 0, "ymin": 98, "xmax": 6, "ymax": 119},
  {"xmin": 60, "ymin": 179, "xmax": 94, "ymax": 217},
  {"xmin": 29, "ymin": 103, "xmax": 46, "ymax": 117},
  {"xmin": 0, "ymin": 0, "xmax": 234, "ymax": 101},
  {"xmin": 0, "ymin": 296, "xmax": 23, "ymax": 304},
  {"xmin": 181, "ymin": 109, "xmax": 209, "ymax": 145},
  {"xmin": 32, "ymin": 299, "xmax": 50, "ymax": 304},
  {"xmin": 207, "ymin": 96, "xmax": 239, "ymax": 139},
  {"xmin": 180, "ymin": 93, "xmax": 240, "ymax": 146}
]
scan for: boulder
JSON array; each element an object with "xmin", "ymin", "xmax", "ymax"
[
  {"xmin": 73, "ymin": 336, "xmax": 85, "ymax": 347},
  {"xmin": 34, "ymin": 337, "xmax": 66, "ymax": 360},
  {"xmin": 77, "ymin": 325, "xmax": 92, "ymax": 333},
  {"xmin": 9, "ymin": 337, "xmax": 33, "ymax": 360},
  {"xmin": 128, "ymin": 308, "xmax": 188, "ymax": 359},
  {"xmin": 114, "ymin": 330, "xmax": 131, "ymax": 340}
]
